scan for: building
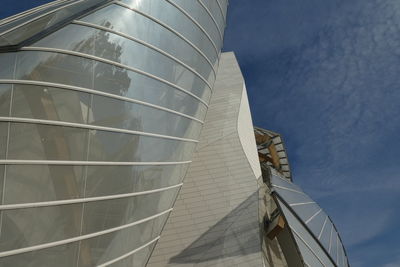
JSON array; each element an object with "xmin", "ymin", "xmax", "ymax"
[{"xmin": 0, "ymin": 1, "xmax": 348, "ymax": 266}]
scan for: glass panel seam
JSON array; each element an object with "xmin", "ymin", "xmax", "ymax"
[
  {"xmin": 305, "ymin": 209, "xmax": 322, "ymax": 224},
  {"xmin": 290, "ymin": 226, "xmax": 330, "ymax": 267},
  {"xmin": 0, "ymin": 183, "xmax": 182, "ymax": 210},
  {"xmin": 318, "ymin": 216, "xmax": 328, "ymax": 240},
  {"xmin": 0, "ymin": 117, "xmax": 199, "ymax": 143},
  {"xmin": 0, "ymin": 0, "xmax": 86, "ymax": 37},
  {"xmin": 0, "ymin": 160, "xmax": 191, "ymax": 166},
  {"xmin": 98, "ymin": 236, "xmax": 160, "ymax": 267},
  {"xmin": 0, "ymin": 55, "xmax": 17, "ymax": 239},
  {"xmin": 115, "ymin": 1, "xmax": 219, "ymax": 69},
  {"xmin": 197, "ymin": 0, "xmax": 224, "ymax": 41},
  {"xmin": 336, "ymin": 234, "xmax": 339, "ymax": 265},
  {"xmin": 0, "ymin": 208, "xmax": 172, "ymax": 258},
  {"xmin": 0, "ymin": 79, "xmax": 205, "ymax": 123},
  {"xmin": 216, "ymin": 0, "xmax": 226, "ymax": 22},
  {"xmin": 76, "ymin": 95, "xmax": 92, "ymax": 267},
  {"xmin": 72, "ymin": 20, "xmax": 215, "ymax": 86},
  {"xmin": 163, "ymin": 0, "xmax": 220, "ymax": 57},
  {"xmin": 21, "ymin": 46, "xmax": 210, "ymax": 106},
  {"xmin": 328, "ymin": 224, "xmax": 333, "ymax": 253},
  {"xmin": 290, "ymin": 201, "xmax": 315, "ymax": 207}
]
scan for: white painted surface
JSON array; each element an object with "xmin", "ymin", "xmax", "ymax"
[{"xmin": 237, "ymin": 84, "xmax": 262, "ymax": 179}]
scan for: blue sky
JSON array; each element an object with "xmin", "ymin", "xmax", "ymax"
[
  {"xmin": 223, "ymin": 0, "xmax": 400, "ymax": 266},
  {"xmin": 1, "ymin": 1, "xmax": 399, "ymax": 266}
]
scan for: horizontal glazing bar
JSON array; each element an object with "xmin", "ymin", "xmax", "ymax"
[
  {"xmin": 0, "ymin": 117, "xmax": 198, "ymax": 143},
  {"xmin": 0, "ymin": 183, "xmax": 182, "ymax": 210},
  {"xmin": 164, "ymin": 0, "xmax": 219, "ymax": 56},
  {"xmin": 0, "ymin": 160, "xmax": 191, "ymax": 165},
  {"xmin": 305, "ymin": 209, "xmax": 322, "ymax": 224},
  {"xmin": 115, "ymin": 1, "xmax": 218, "ymax": 71},
  {"xmin": 21, "ymin": 46, "xmax": 210, "ymax": 106},
  {"xmin": 197, "ymin": 0, "xmax": 224, "ymax": 41},
  {"xmin": 0, "ymin": 79, "xmax": 204, "ymax": 123},
  {"xmin": 98, "ymin": 236, "xmax": 160, "ymax": 267},
  {"xmin": 290, "ymin": 202, "xmax": 316, "ymax": 207},
  {"xmin": 72, "ymin": 20, "xmax": 214, "ymax": 85},
  {"xmin": 0, "ymin": 208, "xmax": 172, "ymax": 258}
]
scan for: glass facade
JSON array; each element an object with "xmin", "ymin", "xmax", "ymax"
[
  {"xmin": 270, "ymin": 174, "xmax": 349, "ymax": 267},
  {"xmin": 0, "ymin": 0, "xmax": 227, "ymax": 266}
]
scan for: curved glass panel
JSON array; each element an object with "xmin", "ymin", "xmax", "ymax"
[
  {"xmin": 0, "ymin": 203, "xmax": 83, "ymax": 251},
  {"xmin": 80, "ymin": 4, "xmax": 216, "ymax": 83},
  {"xmin": 0, "ymin": 53, "xmax": 16, "ymax": 79},
  {"xmin": 217, "ymin": 0, "xmax": 228, "ymax": 21},
  {"xmin": 78, "ymin": 214, "xmax": 168, "ymax": 267},
  {"xmin": 33, "ymin": 24, "xmax": 212, "ymax": 100},
  {"xmin": 82, "ymin": 190, "xmax": 178, "ymax": 234},
  {"xmin": 11, "ymin": 84, "xmax": 90, "ymax": 124},
  {"xmin": 2, "ymin": 164, "xmax": 187, "ymax": 205},
  {"xmin": 273, "ymin": 187, "xmax": 313, "ymax": 205},
  {"xmin": 118, "ymin": 0, "xmax": 219, "ymax": 66},
  {"xmin": 0, "ymin": 84, "xmax": 12, "ymax": 116},
  {"xmin": 14, "ymin": 51, "xmax": 208, "ymax": 119},
  {"xmin": 85, "ymin": 164, "xmax": 189, "ymax": 197},
  {"xmin": 88, "ymin": 130, "xmax": 196, "ymax": 162},
  {"xmin": 169, "ymin": 0, "xmax": 222, "ymax": 50},
  {"xmin": 0, "ymin": 0, "xmax": 111, "ymax": 47},
  {"xmin": 0, "ymin": 123, "xmax": 7, "ymax": 159},
  {"xmin": 200, "ymin": 0, "xmax": 225, "ymax": 37},
  {"xmin": 306, "ymin": 210, "xmax": 326, "ymax": 237},
  {"xmin": 10, "ymin": 83, "xmax": 202, "ymax": 139},
  {"xmin": 0, "ymin": 0, "xmax": 227, "ymax": 264},
  {"xmin": 0, "ymin": 0, "xmax": 80, "ymax": 35},
  {"xmin": 8, "ymin": 123, "xmax": 88, "ymax": 161},
  {"xmin": 4, "ymin": 164, "xmax": 85, "ymax": 204},
  {"xmin": 278, "ymin": 200, "xmax": 335, "ymax": 267},
  {"xmin": 111, "ymin": 241, "xmax": 156, "ymax": 267},
  {"xmin": 89, "ymin": 91, "xmax": 202, "ymax": 139},
  {"xmin": 0, "ymin": 242, "xmax": 78, "ymax": 267},
  {"xmin": 271, "ymin": 175, "xmax": 349, "ymax": 267}
]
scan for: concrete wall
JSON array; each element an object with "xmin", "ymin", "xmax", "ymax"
[{"xmin": 147, "ymin": 52, "xmax": 263, "ymax": 267}]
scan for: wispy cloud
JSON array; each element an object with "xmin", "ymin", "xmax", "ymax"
[{"xmin": 225, "ymin": 0, "xmax": 400, "ymax": 266}]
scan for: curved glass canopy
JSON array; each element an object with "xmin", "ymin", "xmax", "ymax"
[{"xmin": 270, "ymin": 174, "xmax": 349, "ymax": 267}]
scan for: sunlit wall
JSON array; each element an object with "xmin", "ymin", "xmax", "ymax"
[{"xmin": 0, "ymin": 0, "xmax": 227, "ymax": 266}]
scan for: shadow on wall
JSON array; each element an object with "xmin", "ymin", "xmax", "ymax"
[{"xmin": 170, "ymin": 192, "xmax": 261, "ymax": 264}]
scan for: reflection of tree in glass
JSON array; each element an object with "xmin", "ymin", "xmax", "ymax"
[{"xmin": 10, "ymin": 22, "xmax": 146, "ymax": 266}]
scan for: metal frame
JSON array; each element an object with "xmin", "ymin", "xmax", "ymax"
[
  {"xmin": 0, "ymin": 208, "xmax": 172, "ymax": 258},
  {"xmin": 117, "ymin": 1, "xmax": 221, "ymax": 74},
  {"xmin": 197, "ymin": 0, "xmax": 224, "ymax": 41},
  {"xmin": 72, "ymin": 19, "xmax": 214, "ymax": 87},
  {"xmin": 0, "ymin": 116, "xmax": 199, "ymax": 143},
  {"xmin": 273, "ymin": 193, "xmax": 350, "ymax": 267},
  {"xmin": 0, "ymin": 79, "xmax": 205, "ymax": 124},
  {"xmin": 0, "ymin": 159, "xmax": 191, "ymax": 166},
  {"xmin": 0, "ymin": 0, "xmax": 114, "ymax": 52},
  {"xmin": 98, "ymin": 236, "xmax": 160, "ymax": 267},
  {"xmin": 0, "ymin": 183, "xmax": 182, "ymax": 210},
  {"xmin": 164, "ymin": 0, "xmax": 220, "ymax": 57},
  {"xmin": 21, "ymin": 46, "xmax": 210, "ymax": 106}
]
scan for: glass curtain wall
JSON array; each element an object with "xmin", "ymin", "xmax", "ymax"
[{"xmin": 0, "ymin": 0, "xmax": 228, "ymax": 266}]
